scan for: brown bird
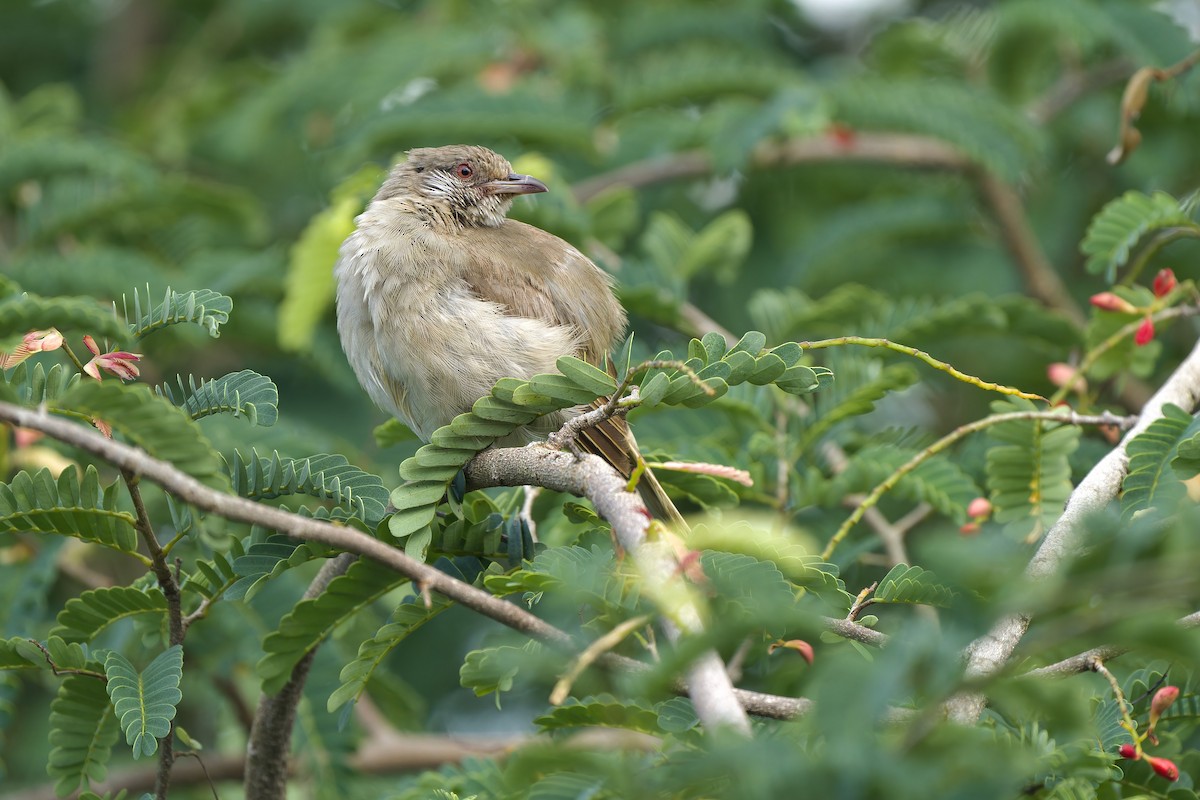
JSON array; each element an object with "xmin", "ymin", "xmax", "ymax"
[{"xmin": 334, "ymin": 144, "xmax": 684, "ymax": 525}]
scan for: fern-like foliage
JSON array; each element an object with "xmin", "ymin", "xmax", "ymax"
[
  {"xmin": 50, "ymin": 586, "xmax": 168, "ymax": 643},
  {"xmin": 181, "ymin": 537, "xmax": 244, "ymax": 601},
  {"xmin": 104, "ymin": 646, "xmax": 183, "ymax": 759},
  {"xmin": 328, "ymin": 592, "xmax": 455, "ymax": 713},
  {"xmin": 120, "ymin": 286, "xmax": 232, "ymax": 340},
  {"xmin": 829, "ymin": 441, "xmax": 979, "ymax": 523},
  {"xmin": 156, "ymin": 369, "xmax": 279, "ymax": 426},
  {"xmin": 800, "ymin": 361, "xmax": 918, "ymax": 451},
  {"xmin": 700, "ymin": 551, "xmax": 798, "ymax": 629},
  {"xmin": 829, "ymin": 77, "xmax": 1045, "ymax": 180},
  {"xmin": 0, "ymin": 361, "xmax": 80, "ymax": 406},
  {"xmin": 389, "ymin": 332, "xmax": 825, "ymax": 558},
  {"xmin": 226, "ymin": 450, "xmax": 388, "ymax": 525},
  {"xmin": 1080, "ymin": 190, "xmax": 1195, "ymax": 281},
  {"xmin": 0, "ymin": 466, "xmax": 138, "ymax": 553},
  {"xmin": 52, "ymin": 381, "xmax": 231, "ymax": 492},
  {"xmin": 985, "ymin": 398, "xmax": 1080, "ymax": 541},
  {"xmin": 0, "ymin": 292, "xmax": 130, "ymax": 344},
  {"xmin": 874, "ymin": 564, "xmax": 956, "ymax": 607},
  {"xmin": 47, "ymin": 674, "xmax": 121, "ymax": 796},
  {"xmin": 1122, "ymin": 403, "xmax": 1196, "ymax": 522},
  {"xmin": 225, "ymin": 533, "xmax": 331, "ymax": 601},
  {"xmin": 459, "ymin": 641, "xmax": 546, "ymax": 700},
  {"xmin": 534, "ymin": 696, "xmax": 675, "ymax": 739},
  {"xmin": 256, "ymin": 558, "xmax": 404, "ymax": 694},
  {"xmin": 484, "ymin": 545, "xmax": 638, "ymax": 621}
]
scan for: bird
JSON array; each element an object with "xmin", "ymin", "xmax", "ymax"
[{"xmin": 334, "ymin": 144, "xmax": 684, "ymax": 526}]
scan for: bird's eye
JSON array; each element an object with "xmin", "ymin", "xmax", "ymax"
[{"xmin": 455, "ymin": 163, "xmax": 473, "ymax": 179}]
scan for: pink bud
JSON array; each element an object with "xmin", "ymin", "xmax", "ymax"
[
  {"xmin": 22, "ymin": 329, "xmax": 63, "ymax": 353},
  {"xmin": 1145, "ymin": 755, "xmax": 1179, "ymax": 782},
  {"xmin": 1118, "ymin": 743, "xmax": 1137, "ymax": 759},
  {"xmin": 967, "ymin": 497, "xmax": 992, "ymax": 519},
  {"xmin": 1135, "ymin": 317, "xmax": 1155, "ymax": 346},
  {"xmin": 1152, "ymin": 268, "xmax": 1177, "ymax": 298},
  {"xmin": 959, "ymin": 521, "xmax": 980, "ymax": 536},
  {"xmin": 1150, "ymin": 685, "xmax": 1180, "ymax": 718},
  {"xmin": 1090, "ymin": 292, "xmax": 1137, "ymax": 314},
  {"xmin": 1046, "ymin": 363, "xmax": 1086, "ymax": 392}
]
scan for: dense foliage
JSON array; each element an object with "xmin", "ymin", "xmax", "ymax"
[{"xmin": 3, "ymin": 0, "xmax": 1200, "ymax": 798}]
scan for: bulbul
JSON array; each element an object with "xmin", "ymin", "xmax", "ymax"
[{"xmin": 334, "ymin": 144, "xmax": 683, "ymax": 525}]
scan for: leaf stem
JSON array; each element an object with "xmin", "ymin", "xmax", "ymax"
[
  {"xmin": 820, "ymin": 409, "xmax": 1137, "ymax": 560},
  {"xmin": 800, "ymin": 337, "xmax": 1044, "ymax": 401}
]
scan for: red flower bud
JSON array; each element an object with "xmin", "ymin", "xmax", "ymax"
[
  {"xmin": 967, "ymin": 497, "xmax": 992, "ymax": 518},
  {"xmin": 1145, "ymin": 755, "xmax": 1179, "ymax": 781},
  {"xmin": 1090, "ymin": 292, "xmax": 1137, "ymax": 314},
  {"xmin": 1152, "ymin": 268, "xmax": 1177, "ymax": 298},
  {"xmin": 959, "ymin": 521, "xmax": 980, "ymax": 536},
  {"xmin": 1118, "ymin": 743, "xmax": 1137, "ymax": 759},
  {"xmin": 1150, "ymin": 685, "xmax": 1180, "ymax": 718},
  {"xmin": 1135, "ymin": 317, "xmax": 1155, "ymax": 346}
]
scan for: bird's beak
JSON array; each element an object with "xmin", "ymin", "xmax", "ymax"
[{"xmin": 485, "ymin": 173, "xmax": 549, "ymax": 196}]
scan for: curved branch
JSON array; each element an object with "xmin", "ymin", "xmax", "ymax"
[
  {"xmin": 947, "ymin": 336, "xmax": 1200, "ymax": 723},
  {"xmin": 0, "ymin": 401, "xmax": 864, "ymax": 725},
  {"xmin": 244, "ymin": 553, "xmax": 355, "ymax": 800}
]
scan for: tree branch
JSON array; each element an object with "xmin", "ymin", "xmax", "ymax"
[
  {"xmin": 947, "ymin": 336, "xmax": 1200, "ymax": 723},
  {"xmin": 0, "ymin": 401, "xmax": 865, "ymax": 724},
  {"xmin": 243, "ymin": 553, "xmax": 355, "ymax": 800}
]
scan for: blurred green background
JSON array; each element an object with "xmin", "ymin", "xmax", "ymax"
[{"xmin": 3, "ymin": 0, "xmax": 1200, "ymax": 795}]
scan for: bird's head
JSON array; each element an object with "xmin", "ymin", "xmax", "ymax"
[{"xmin": 375, "ymin": 144, "xmax": 548, "ymax": 227}]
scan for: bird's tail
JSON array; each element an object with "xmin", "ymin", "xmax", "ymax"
[{"xmin": 577, "ymin": 409, "xmax": 689, "ymax": 530}]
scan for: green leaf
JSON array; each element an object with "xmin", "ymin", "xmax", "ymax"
[
  {"xmin": 227, "ymin": 450, "xmax": 388, "ymax": 525},
  {"xmin": 50, "ymin": 586, "xmax": 168, "ymax": 643},
  {"xmin": 121, "ymin": 286, "xmax": 233, "ymax": 340},
  {"xmin": 257, "ymin": 559, "xmax": 404, "ymax": 695},
  {"xmin": 279, "ymin": 164, "xmax": 382, "ymax": 351},
  {"xmin": 104, "ymin": 646, "xmax": 184, "ymax": 759},
  {"xmin": 1, "ymin": 361, "xmax": 80, "ymax": 406},
  {"xmin": 986, "ymin": 398, "xmax": 1080, "ymax": 540},
  {"xmin": 226, "ymin": 534, "xmax": 330, "ymax": 601},
  {"xmin": 555, "ymin": 356, "xmax": 618, "ymax": 396},
  {"xmin": 874, "ymin": 564, "xmax": 956, "ymax": 607},
  {"xmin": 52, "ymin": 381, "xmax": 231, "ymax": 492},
  {"xmin": 1080, "ymin": 190, "xmax": 1195, "ymax": 281},
  {"xmin": 328, "ymin": 592, "xmax": 455, "ymax": 712},
  {"xmin": 676, "ymin": 209, "xmax": 753, "ymax": 283},
  {"xmin": 156, "ymin": 369, "xmax": 279, "ymax": 426},
  {"xmin": 459, "ymin": 641, "xmax": 544, "ymax": 700},
  {"xmin": 0, "ymin": 466, "xmax": 138, "ymax": 553},
  {"xmin": 373, "ymin": 418, "xmax": 418, "ymax": 448},
  {"xmin": 47, "ymin": 674, "xmax": 120, "ymax": 795},
  {"xmin": 0, "ymin": 292, "xmax": 131, "ymax": 344},
  {"xmin": 1123, "ymin": 403, "xmax": 1195, "ymax": 522},
  {"xmin": 534, "ymin": 696, "xmax": 665, "ymax": 736}
]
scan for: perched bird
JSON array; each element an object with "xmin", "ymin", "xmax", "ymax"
[{"xmin": 334, "ymin": 144, "xmax": 683, "ymax": 524}]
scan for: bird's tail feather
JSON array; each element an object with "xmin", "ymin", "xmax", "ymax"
[{"xmin": 577, "ymin": 409, "xmax": 688, "ymax": 530}]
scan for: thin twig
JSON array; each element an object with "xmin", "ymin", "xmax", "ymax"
[
  {"xmin": 122, "ymin": 468, "xmax": 182, "ymax": 800},
  {"xmin": 550, "ymin": 614, "xmax": 652, "ymax": 705},
  {"xmin": 948, "ymin": 337, "xmax": 1200, "ymax": 724},
  {"xmin": 821, "ymin": 409, "xmax": 1138, "ymax": 560},
  {"xmin": 801, "ymin": 336, "xmax": 1044, "ymax": 401},
  {"xmin": 26, "ymin": 638, "xmax": 107, "ymax": 680}
]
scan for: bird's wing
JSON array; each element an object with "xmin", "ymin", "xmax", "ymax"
[{"xmin": 456, "ymin": 220, "xmax": 626, "ymax": 363}]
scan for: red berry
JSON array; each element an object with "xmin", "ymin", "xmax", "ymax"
[{"xmin": 1118, "ymin": 743, "xmax": 1137, "ymax": 759}]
